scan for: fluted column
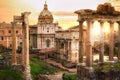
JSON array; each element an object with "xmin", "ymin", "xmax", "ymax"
[
  {"xmin": 117, "ymin": 21, "xmax": 120, "ymax": 60},
  {"xmin": 86, "ymin": 20, "xmax": 93, "ymax": 67},
  {"xmin": 109, "ymin": 21, "xmax": 114, "ymax": 61},
  {"xmin": 99, "ymin": 20, "xmax": 104, "ymax": 62},
  {"xmin": 11, "ymin": 22, "xmax": 17, "ymax": 65},
  {"xmin": 78, "ymin": 20, "xmax": 84, "ymax": 63}
]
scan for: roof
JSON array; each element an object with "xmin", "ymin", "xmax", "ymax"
[
  {"xmin": 75, "ymin": 3, "xmax": 120, "ymax": 16},
  {"xmin": 0, "ymin": 22, "xmax": 22, "ymax": 28}
]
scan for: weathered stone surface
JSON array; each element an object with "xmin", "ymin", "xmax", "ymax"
[
  {"xmin": 97, "ymin": 3, "xmax": 115, "ymax": 14},
  {"xmin": 77, "ymin": 66, "xmax": 96, "ymax": 80}
]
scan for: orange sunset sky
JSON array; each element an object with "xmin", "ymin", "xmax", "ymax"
[{"xmin": 0, "ymin": 0, "xmax": 115, "ymax": 29}]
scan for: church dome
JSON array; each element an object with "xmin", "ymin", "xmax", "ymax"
[{"xmin": 38, "ymin": 2, "xmax": 53, "ymax": 24}]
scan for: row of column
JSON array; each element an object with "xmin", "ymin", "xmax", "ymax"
[{"xmin": 78, "ymin": 20, "xmax": 120, "ymax": 67}]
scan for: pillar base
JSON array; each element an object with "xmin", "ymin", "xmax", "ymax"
[
  {"xmin": 77, "ymin": 65, "xmax": 96, "ymax": 80},
  {"xmin": 24, "ymin": 65, "xmax": 32, "ymax": 80}
]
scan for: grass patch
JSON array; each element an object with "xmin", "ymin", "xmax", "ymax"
[
  {"xmin": 0, "ymin": 66, "xmax": 24, "ymax": 80},
  {"xmin": 30, "ymin": 56, "xmax": 63, "ymax": 79},
  {"xmin": 63, "ymin": 73, "xmax": 77, "ymax": 80}
]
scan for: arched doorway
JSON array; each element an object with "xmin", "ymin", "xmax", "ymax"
[{"xmin": 46, "ymin": 39, "xmax": 50, "ymax": 48}]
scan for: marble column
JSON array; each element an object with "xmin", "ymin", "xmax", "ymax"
[
  {"xmin": 99, "ymin": 20, "xmax": 104, "ymax": 62},
  {"xmin": 22, "ymin": 12, "xmax": 32, "ymax": 80},
  {"xmin": 109, "ymin": 21, "xmax": 114, "ymax": 61},
  {"xmin": 117, "ymin": 21, "xmax": 120, "ymax": 60},
  {"xmin": 79, "ymin": 20, "xmax": 84, "ymax": 63},
  {"xmin": 86, "ymin": 20, "xmax": 93, "ymax": 67},
  {"xmin": 22, "ymin": 24, "xmax": 25, "ymax": 66},
  {"xmin": 11, "ymin": 22, "xmax": 17, "ymax": 65}
]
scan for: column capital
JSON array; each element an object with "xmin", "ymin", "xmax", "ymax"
[
  {"xmin": 108, "ymin": 21, "xmax": 114, "ymax": 24},
  {"xmin": 79, "ymin": 20, "xmax": 84, "ymax": 23},
  {"xmin": 117, "ymin": 21, "xmax": 120, "ymax": 25},
  {"xmin": 98, "ymin": 20, "xmax": 104, "ymax": 24},
  {"xmin": 21, "ymin": 12, "xmax": 31, "ymax": 18},
  {"xmin": 91, "ymin": 20, "xmax": 94, "ymax": 24}
]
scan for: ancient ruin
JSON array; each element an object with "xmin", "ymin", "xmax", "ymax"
[
  {"xmin": 12, "ymin": 12, "xmax": 32, "ymax": 80},
  {"xmin": 75, "ymin": 3, "xmax": 120, "ymax": 80}
]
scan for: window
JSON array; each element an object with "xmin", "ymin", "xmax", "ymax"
[
  {"xmin": 60, "ymin": 43, "xmax": 64, "ymax": 49},
  {"xmin": 47, "ymin": 28, "xmax": 49, "ymax": 32},
  {"xmin": 1, "ymin": 36, "xmax": 4, "ymax": 40},
  {"xmin": 10, "ymin": 44, "xmax": 12, "ymax": 48},
  {"xmin": 46, "ymin": 39, "xmax": 50, "ymax": 47},
  {"xmin": 16, "ymin": 30, "xmax": 18, "ymax": 34},
  {"xmin": 8, "ymin": 30, "xmax": 11, "ymax": 34}
]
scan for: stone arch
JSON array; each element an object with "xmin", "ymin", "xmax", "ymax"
[
  {"xmin": 60, "ymin": 42, "xmax": 64, "ymax": 49},
  {"xmin": 46, "ymin": 39, "xmax": 50, "ymax": 47}
]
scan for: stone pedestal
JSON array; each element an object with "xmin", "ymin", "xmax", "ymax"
[
  {"xmin": 24, "ymin": 65, "xmax": 32, "ymax": 80},
  {"xmin": 77, "ymin": 64, "xmax": 96, "ymax": 80}
]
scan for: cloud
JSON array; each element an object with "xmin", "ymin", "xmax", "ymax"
[{"xmin": 52, "ymin": 11, "xmax": 76, "ymax": 16}]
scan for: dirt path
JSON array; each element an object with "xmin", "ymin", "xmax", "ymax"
[
  {"xmin": 45, "ymin": 59, "xmax": 77, "ymax": 80},
  {"xmin": 46, "ymin": 59, "xmax": 77, "ymax": 73}
]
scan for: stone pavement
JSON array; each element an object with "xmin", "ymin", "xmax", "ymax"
[
  {"xmin": 47, "ymin": 72, "xmax": 64, "ymax": 80},
  {"xmin": 45, "ymin": 59, "xmax": 77, "ymax": 73},
  {"xmin": 41, "ymin": 59, "xmax": 77, "ymax": 80}
]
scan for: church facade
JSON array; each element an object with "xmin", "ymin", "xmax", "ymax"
[{"xmin": 30, "ymin": 2, "xmax": 61, "ymax": 49}]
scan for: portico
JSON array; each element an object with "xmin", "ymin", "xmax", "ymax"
[{"xmin": 75, "ymin": 3, "xmax": 120, "ymax": 80}]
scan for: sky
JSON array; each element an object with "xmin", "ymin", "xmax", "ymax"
[{"xmin": 0, "ymin": 0, "xmax": 111, "ymax": 29}]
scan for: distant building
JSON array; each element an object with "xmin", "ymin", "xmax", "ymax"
[
  {"xmin": 0, "ymin": 22, "xmax": 22, "ymax": 49},
  {"xmin": 55, "ymin": 26, "xmax": 80, "ymax": 63},
  {"xmin": 30, "ymin": 2, "xmax": 62, "ymax": 50}
]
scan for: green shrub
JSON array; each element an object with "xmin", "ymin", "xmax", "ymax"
[
  {"xmin": 63, "ymin": 74, "xmax": 77, "ymax": 80},
  {"xmin": 0, "ymin": 66, "xmax": 25, "ymax": 80},
  {"xmin": 94, "ymin": 62, "xmax": 120, "ymax": 73}
]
